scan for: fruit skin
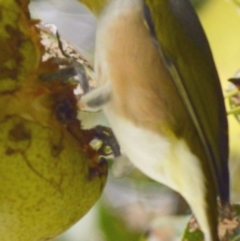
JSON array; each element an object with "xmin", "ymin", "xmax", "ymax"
[
  {"xmin": 0, "ymin": 0, "xmax": 107, "ymax": 240},
  {"xmin": 0, "ymin": 115, "xmax": 107, "ymax": 241}
]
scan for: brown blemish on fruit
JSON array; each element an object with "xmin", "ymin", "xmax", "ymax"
[
  {"xmin": 51, "ymin": 142, "xmax": 64, "ymax": 157},
  {"xmin": 5, "ymin": 147, "xmax": 16, "ymax": 155},
  {"xmin": 88, "ymin": 157, "xmax": 108, "ymax": 182},
  {"xmin": 0, "ymin": 25, "xmax": 23, "ymax": 84},
  {"xmin": 55, "ymin": 98, "xmax": 76, "ymax": 124},
  {"xmin": 8, "ymin": 122, "xmax": 31, "ymax": 141},
  {"xmin": 48, "ymin": 82, "xmax": 78, "ymax": 124}
]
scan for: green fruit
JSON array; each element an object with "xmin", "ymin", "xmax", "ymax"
[
  {"xmin": 0, "ymin": 1, "xmax": 107, "ymax": 240},
  {"xmin": 0, "ymin": 115, "xmax": 107, "ymax": 241}
]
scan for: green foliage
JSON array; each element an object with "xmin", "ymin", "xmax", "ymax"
[{"xmin": 98, "ymin": 202, "xmax": 141, "ymax": 241}]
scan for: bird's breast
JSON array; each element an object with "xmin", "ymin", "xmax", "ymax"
[
  {"xmin": 104, "ymin": 106, "xmax": 205, "ymax": 199},
  {"xmin": 95, "ymin": 0, "xmax": 190, "ymax": 136}
]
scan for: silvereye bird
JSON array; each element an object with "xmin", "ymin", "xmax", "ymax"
[{"xmin": 78, "ymin": 0, "xmax": 229, "ymax": 240}]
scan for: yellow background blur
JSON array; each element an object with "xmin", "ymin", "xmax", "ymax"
[{"xmin": 197, "ymin": 0, "xmax": 240, "ymax": 201}]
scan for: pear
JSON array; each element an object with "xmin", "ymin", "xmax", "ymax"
[{"xmin": 0, "ymin": 0, "xmax": 107, "ymax": 241}]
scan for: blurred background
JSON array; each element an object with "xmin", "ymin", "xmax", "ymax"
[{"xmin": 29, "ymin": 0, "xmax": 240, "ymax": 240}]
